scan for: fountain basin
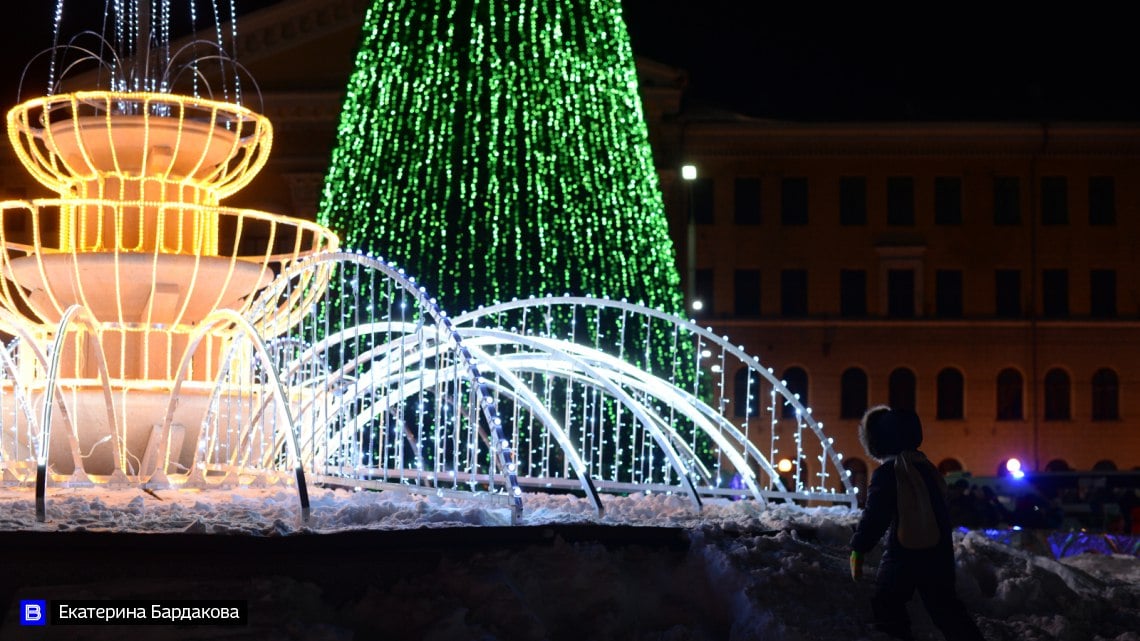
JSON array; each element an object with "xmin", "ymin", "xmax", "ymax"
[{"xmin": 1, "ymin": 383, "xmax": 288, "ymax": 481}]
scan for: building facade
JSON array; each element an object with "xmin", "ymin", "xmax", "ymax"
[{"xmin": 660, "ymin": 121, "xmax": 1140, "ymax": 481}]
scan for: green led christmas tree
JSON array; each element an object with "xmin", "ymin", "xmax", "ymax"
[{"xmin": 319, "ymin": 0, "xmax": 682, "ymax": 317}]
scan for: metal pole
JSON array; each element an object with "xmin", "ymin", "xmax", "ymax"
[{"xmin": 682, "ymin": 164, "xmax": 698, "ymax": 311}]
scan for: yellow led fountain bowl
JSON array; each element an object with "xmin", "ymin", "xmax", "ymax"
[{"xmin": 0, "ymin": 91, "xmax": 338, "ymax": 483}]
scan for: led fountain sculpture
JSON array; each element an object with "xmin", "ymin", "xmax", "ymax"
[
  {"xmin": 0, "ymin": 1, "xmax": 337, "ymax": 518},
  {"xmin": 0, "ymin": 1, "xmax": 857, "ymax": 525}
]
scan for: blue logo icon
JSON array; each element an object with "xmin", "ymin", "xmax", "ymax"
[{"xmin": 20, "ymin": 600, "xmax": 47, "ymax": 626}]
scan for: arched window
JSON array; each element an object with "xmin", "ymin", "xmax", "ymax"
[
  {"xmin": 936, "ymin": 368, "xmax": 964, "ymax": 420},
  {"xmin": 733, "ymin": 367, "xmax": 761, "ymax": 418},
  {"xmin": 840, "ymin": 368, "xmax": 868, "ymax": 419},
  {"xmin": 996, "ymin": 368, "xmax": 1023, "ymax": 420},
  {"xmin": 780, "ymin": 367, "xmax": 808, "ymax": 419},
  {"xmin": 937, "ymin": 458, "xmax": 963, "ymax": 475},
  {"xmin": 888, "ymin": 368, "xmax": 916, "ymax": 412},
  {"xmin": 1092, "ymin": 368, "xmax": 1119, "ymax": 421},
  {"xmin": 843, "ymin": 458, "xmax": 869, "ymax": 507},
  {"xmin": 1044, "ymin": 459, "xmax": 1071, "ymax": 472},
  {"xmin": 1044, "ymin": 368, "xmax": 1071, "ymax": 420}
]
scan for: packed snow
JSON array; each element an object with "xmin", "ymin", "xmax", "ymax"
[{"xmin": 1, "ymin": 485, "xmax": 1138, "ymax": 640}]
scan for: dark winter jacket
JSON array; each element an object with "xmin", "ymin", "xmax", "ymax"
[
  {"xmin": 850, "ymin": 410, "xmax": 954, "ymax": 564},
  {"xmin": 850, "ymin": 456, "xmax": 955, "ymax": 561}
]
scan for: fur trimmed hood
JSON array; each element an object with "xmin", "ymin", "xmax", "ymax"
[
  {"xmin": 858, "ymin": 405, "xmax": 894, "ymax": 463},
  {"xmin": 859, "ymin": 406, "xmax": 924, "ymax": 463}
]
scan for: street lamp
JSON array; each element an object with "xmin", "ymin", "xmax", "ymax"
[{"xmin": 681, "ymin": 164, "xmax": 698, "ymax": 312}]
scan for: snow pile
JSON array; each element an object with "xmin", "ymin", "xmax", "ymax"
[
  {"xmin": 0, "ymin": 486, "xmax": 850, "ymax": 534},
  {"xmin": 1, "ymin": 486, "xmax": 1138, "ymax": 640}
]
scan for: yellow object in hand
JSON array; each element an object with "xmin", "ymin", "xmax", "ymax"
[{"xmin": 850, "ymin": 550, "xmax": 864, "ymax": 581}]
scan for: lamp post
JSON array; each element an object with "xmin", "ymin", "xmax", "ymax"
[{"xmin": 681, "ymin": 164, "xmax": 698, "ymax": 312}]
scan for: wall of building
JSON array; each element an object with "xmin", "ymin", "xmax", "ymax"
[{"xmin": 673, "ymin": 122, "xmax": 1140, "ymax": 476}]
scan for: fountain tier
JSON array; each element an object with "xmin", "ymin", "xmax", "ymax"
[{"xmin": 1, "ymin": 91, "xmax": 338, "ymax": 482}]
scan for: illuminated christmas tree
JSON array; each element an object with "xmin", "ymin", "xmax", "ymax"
[{"xmin": 319, "ymin": 0, "xmax": 682, "ymax": 318}]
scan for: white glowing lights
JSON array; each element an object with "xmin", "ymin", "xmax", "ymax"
[
  {"xmin": 0, "ymin": 1, "xmax": 856, "ymax": 521},
  {"xmin": 45, "ymin": 0, "xmax": 246, "ymax": 102},
  {"xmin": 1005, "ymin": 457, "xmax": 1025, "ymax": 480},
  {"xmin": 0, "ymin": 2, "xmax": 337, "ymax": 516}
]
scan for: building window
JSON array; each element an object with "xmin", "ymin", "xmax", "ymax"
[
  {"xmin": 1092, "ymin": 368, "xmax": 1119, "ymax": 420},
  {"xmin": 690, "ymin": 177, "xmax": 714, "ymax": 224},
  {"xmin": 733, "ymin": 367, "xmax": 761, "ymax": 418},
  {"xmin": 734, "ymin": 269, "xmax": 761, "ymax": 317},
  {"xmin": 781, "ymin": 177, "xmax": 808, "ymax": 226},
  {"xmin": 1044, "ymin": 368, "xmax": 1071, "ymax": 420},
  {"xmin": 840, "ymin": 368, "xmax": 868, "ymax": 419},
  {"xmin": 887, "ymin": 269, "xmax": 915, "ymax": 318},
  {"xmin": 1090, "ymin": 269, "xmax": 1116, "ymax": 318},
  {"xmin": 694, "ymin": 268, "xmax": 714, "ymax": 316},
  {"xmin": 935, "ymin": 270, "xmax": 963, "ymax": 317},
  {"xmin": 938, "ymin": 458, "xmax": 964, "ymax": 475},
  {"xmin": 734, "ymin": 178, "xmax": 761, "ymax": 225},
  {"xmin": 840, "ymin": 269, "xmax": 867, "ymax": 317},
  {"xmin": 887, "ymin": 176, "xmax": 915, "ymax": 225},
  {"xmin": 780, "ymin": 367, "xmax": 809, "ymax": 419},
  {"xmin": 1040, "ymin": 176, "xmax": 1068, "ymax": 225},
  {"xmin": 936, "ymin": 368, "xmax": 964, "ymax": 420},
  {"xmin": 839, "ymin": 177, "xmax": 866, "ymax": 225},
  {"xmin": 1089, "ymin": 176, "xmax": 1115, "ymax": 226},
  {"xmin": 889, "ymin": 368, "xmax": 916, "ymax": 412},
  {"xmin": 996, "ymin": 368, "xmax": 1023, "ymax": 420},
  {"xmin": 995, "ymin": 269, "xmax": 1021, "ymax": 317},
  {"xmin": 1045, "ymin": 459, "xmax": 1072, "ymax": 472},
  {"xmin": 993, "ymin": 176, "xmax": 1021, "ymax": 225},
  {"xmin": 843, "ymin": 458, "xmax": 869, "ymax": 507},
  {"xmin": 1042, "ymin": 269, "xmax": 1068, "ymax": 317},
  {"xmin": 934, "ymin": 176, "xmax": 962, "ymax": 225},
  {"xmin": 781, "ymin": 269, "xmax": 808, "ymax": 317}
]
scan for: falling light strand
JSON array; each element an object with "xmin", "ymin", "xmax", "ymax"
[
  {"xmin": 225, "ymin": 0, "xmax": 241, "ymax": 106},
  {"xmin": 320, "ymin": 0, "xmax": 682, "ymax": 320},
  {"xmin": 48, "ymin": 0, "xmax": 66, "ymax": 95},
  {"xmin": 45, "ymin": 0, "xmax": 239, "ymax": 99},
  {"xmin": 160, "ymin": 0, "xmax": 172, "ymax": 93},
  {"xmin": 318, "ymin": 0, "xmax": 710, "ymax": 478}
]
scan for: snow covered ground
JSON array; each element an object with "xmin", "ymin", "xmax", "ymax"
[{"xmin": 1, "ymin": 485, "xmax": 1138, "ymax": 640}]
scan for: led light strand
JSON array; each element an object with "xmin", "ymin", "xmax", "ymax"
[{"xmin": 320, "ymin": 0, "xmax": 682, "ymax": 321}]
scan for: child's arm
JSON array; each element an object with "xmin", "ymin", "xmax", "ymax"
[{"xmin": 850, "ymin": 463, "xmax": 897, "ymax": 557}]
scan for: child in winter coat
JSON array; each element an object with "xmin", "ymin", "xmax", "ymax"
[{"xmin": 849, "ymin": 407, "xmax": 986, "ymax": 641}]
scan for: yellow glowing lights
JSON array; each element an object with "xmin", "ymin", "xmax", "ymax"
[
  {"xmin": 8, "ymin": 92, "xmax": 271, "ymax": 200},
  {"xmin": 0, "ymin": 90, "xmax": 337, "ymax": 383}
]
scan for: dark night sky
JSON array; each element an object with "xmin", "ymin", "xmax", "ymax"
[
  {"xmin": 2, "ymin": 2, "xmax": 1137, "ymax": 122},
  {"xmin": 619, "ymin": 2, "xmax": 1140, "ymax": 122}
]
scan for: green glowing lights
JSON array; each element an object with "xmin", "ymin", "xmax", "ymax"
[{"xmin": 319, "ymin": 0, "xmax": 682, "ymax": 317}]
